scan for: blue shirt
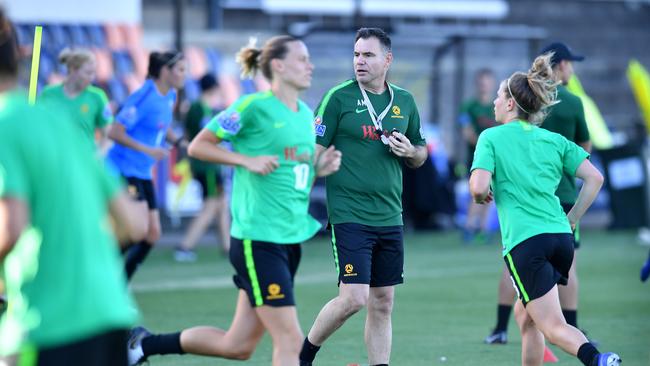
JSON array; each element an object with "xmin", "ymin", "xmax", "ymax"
[{"xmin": 107, "ymin": 80, "xmax": 176, "ymax": 179}]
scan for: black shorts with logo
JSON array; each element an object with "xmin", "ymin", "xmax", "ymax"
[
  {"xmin": 230, "ymin": 237, "xmax": 301, "ymax": 307},
  {"xmin": 504, "ymin": 233, "xmax": 574, "ymax": 306},
  {"xmin": 560, "ymin": 202, "xmax": 581, "ymax": 249},
  {"xmin": 331, "ymin": 223, "xmax": 404, "ymax": 287},
  {"xmin": 124, "ymin": 176, "xmax": 157, "ymax": 209}
]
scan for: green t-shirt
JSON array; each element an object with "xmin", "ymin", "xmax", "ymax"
[
  {"xmin": 40, "ymin": 84, "xmax": 113, "ymax": 148},
  {"xmin": 185, "ymin": 100, "xmax": 220, "ymax": 174},
  {"xmin": 315, "ymin": 79, "xmax": 426, "ymax": 226},
  {"xmin": 541, "ymin": 85, "xmax": 590, "ymax": 204},
  {"xmin": 0, "ymin": 92, "xmax": 137, "ymax": 355},
  {"xmin": 471, "ymin": 121, "xmax": 589, "ymax": 256},
  {"xmin": 206, "ymin": 91, "xmax": 321, "ymax": 244},
  {"xmin": 458, "ymin": 98, "xmax": 496, "ymax": 159}
]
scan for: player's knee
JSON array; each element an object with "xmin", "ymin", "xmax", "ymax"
[
  {"xmin": 369, "ymin": 295, "xmax": 394, "ymax": 316},
  {"xmin": 224, "ymin": 343, "xmax": 256, "ymax": 360},
  {"xmin": 342, "ymin": 292, "xmax": 368, "ymax": 313}
]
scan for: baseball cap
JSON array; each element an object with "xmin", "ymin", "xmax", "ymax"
[{"xmin": 539, "ymin": 42, "xmax": 585, "ymax": 66}]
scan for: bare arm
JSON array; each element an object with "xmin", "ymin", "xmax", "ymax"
[
  {"xmin": 107, "ymin": 123, "xmax": 168, "ymax": 160},
  {"xmin": 188, "ymin": 129, "xmax": 279, "ymax": 175},
  {"xmin": 109, "ymin": 193, "xmax": 149, "ymax": 246},
  {"xmin": 566, "ymin": 159, "xmax": 604, "ymax": 229},
  {"xmin": 387, "ymin": 132, "xmax": 428, "ymax": 169},
  {"xmin": 314, "ymin": 144, "xmax": 342, "ymax": 177},
  {"xmin": 0, "ymin": 198, "xmax": 28, "ymax": 261},
  {"xmin": 469, "ymin": 168, "xmax": 494, "ymax": 204}
]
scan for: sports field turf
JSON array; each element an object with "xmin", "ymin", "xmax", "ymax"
[{"xmin": 131, "ymin": 230, "xmax": 650, "ymax": 365}]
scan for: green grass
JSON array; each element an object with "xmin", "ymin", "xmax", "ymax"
[{"xmin": 132, "ymin": 230, "xmax": 650, "ymax": 365}]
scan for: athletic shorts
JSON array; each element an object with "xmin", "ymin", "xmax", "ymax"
[
  {"xmin": 504, "ymin": 233, "xmax": 574, "ymax": 306},
  {"xmin": 194, "ymin": 171, "xmax": 222, "ymax": 198},
  {"xmin": 12, "ymin": 329, "xmax": 128, "ymax": 366},
  {"xmin": 124, "ymin": 176, "xmax": 157, "ymax": 210},
  {"xmin": 331, "ymin": 223, "xmax": 404, "ymax": 287},
  {"xmin": 560, "ymin": 203, "xmax": 581, "ymax": 249},
  {"xmin": 230, "ymin": 237, "xmax": 301, "ymax": 307}
]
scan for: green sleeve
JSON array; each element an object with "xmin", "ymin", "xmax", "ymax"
[
  {"xmin": 206, "ymin": 95, "xmax": 255, "ymax": 142},
  {"xmin": 471, "ymin": 131, "xmax": 495, "ymax": 174},
  {"xmin": 404, "ymin": 96, "xmax": 426, "ymax": 146},
  {"xmin": 574, "ymin": 99, "xmax": 590, "ymax": 144},
  {"xmin": 95, "ymin": 89, "xmax": 113, "ymax": 129},
  {"xmin": 0, "ymin": 137, "xmax": 28, "ymax": 200},
  {"xmin": 314, "ymin": 92, "xmax": 341, "ymax": 147},
  {"xmin": 562, "ymin": 138, "xmax": 590, "ymax": 177}
]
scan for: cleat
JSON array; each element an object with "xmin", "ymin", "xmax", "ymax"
[
  {"xmin": 641, "ymin": 257, "xmax": 650, "ymax": 282},
  {"xmin": 128, "ymin": 326, "xmax": 152, "ymax": 366},
  {"xmin": 543, "ymin": 346, "xmax": 558, "ymax": 363},
  {"xmin": 174, "ymin": 248, "xmax": 197, "ymax": 263},
  {"xmin": 484, "ymin": 329, "xmax": 507, "ymax": 344},
  {"xmin": 597, "ymin": 352, "xmax": 622, "ymax": 366}
]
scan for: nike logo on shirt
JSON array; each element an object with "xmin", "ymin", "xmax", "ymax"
[{"xmin": 355, "ymin": 108, "xmax": 368, "ymax": 113}]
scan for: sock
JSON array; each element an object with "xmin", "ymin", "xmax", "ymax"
[
  {"xmin": 563, "ymin": 309, "xmax": 577, "ymax": 328},
  {"xmin": 371, "ymin": 364, "xmax": 389, "ymax": 366},
  {"xmin": 299, "ymin": 337, "xmax": 320, "ymax": 362},
  {"xmin": 125, "ymin": 241, "xmax": 153, "ymax": 280},
  {"xmin": 577, "ymin": 342, "xmax": 599, "ymax": 366},
  {"xmin": 495, "ymin": 304, "xmax": 512, "ymax": 332},
  {"xmin": 142, "ymin": 332, "xmax": 184, "ymax": 356}
]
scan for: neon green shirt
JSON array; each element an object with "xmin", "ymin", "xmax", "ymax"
[
  {"xmin": 0, "ymin": 92, "xmax": 137, "ymax": 355},
  {"xmin": 471, "ymin": 121, "xmax": 589, "ymax": 256},
  {"xmin": 40, "ymin": 84, "xmax": 113, "ymax": 148},
  {"xmin": 206, "ymin": 91, "xmax": 321, "ymax": 244},
  {"xmin": 315, "ymin": 80, "xmax": 426, "ymax": 226}
]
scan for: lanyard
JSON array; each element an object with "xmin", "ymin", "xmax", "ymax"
[{"xmin": 359, "ymin": 82, "xmax": 394, "ymax": 141}]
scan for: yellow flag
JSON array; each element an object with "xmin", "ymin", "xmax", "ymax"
[
  {"xmin": 627, "ymin": 60, "xmax": 650, "ymax": 133},
  {"xmin": 566, "ymin": 75, "xmax": 613, "ymax": 149}
]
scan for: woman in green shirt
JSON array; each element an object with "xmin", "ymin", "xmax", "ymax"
[
  {"xmin": 470, "ymin": 54, "xmax": 620, "ymax": 366},
  {"xmin": 40, "ymin": 48, "xmax": 113, "ymax": 152},
  {"xmin": 127, "ymin": 36, "xmax": 341, "ymax": 366}
]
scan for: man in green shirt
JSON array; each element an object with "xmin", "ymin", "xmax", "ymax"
[
  {"xmin": 0, "ymin": 11, "xmax": 145, "ymax": 365},
  {"xmin": 300, "ymin": 28, "xmax": 428, "ymax": 366},
  {"xmin": 40, "ymin": 48, "xmax": 113, "ymax": 152}
]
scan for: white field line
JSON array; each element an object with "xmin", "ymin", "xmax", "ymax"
[{"xmin": 131, "ymin": 265, "xmax": 498, "ymax": 293}]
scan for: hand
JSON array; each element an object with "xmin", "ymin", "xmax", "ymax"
[
  {"xmin": 475, "ymin": 190, "xmax": 493, "ymax": 204},
  {"xmin": 243, "ymin": 155, "xmax": 279, "ymax": 175},
  {"xmin": 387, "ymin": 132, "xmax": 415, "ymax": 158},
  {"xmin": 316, "ymin": 145, "xmax": 342, "ymax": 177},
  {"xmin": 146, "ymin": 147, "xmax": 169, "ymax": 161}
]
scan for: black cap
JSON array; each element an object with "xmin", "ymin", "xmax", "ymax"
[
  {"xmin": 539, "ymin": 42, "xmax": 584, "ymax": 66},
  {"xmin": 199, "ymin": 73, "xmax": 219, "ymax": 92}
]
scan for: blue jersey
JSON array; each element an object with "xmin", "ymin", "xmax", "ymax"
[{"xmin": 107, "ymin": 79, "xmax": 176, "ymax": 179}]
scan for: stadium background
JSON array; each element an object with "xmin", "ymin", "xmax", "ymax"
[{"xmin": 3, "ymin": 1, "xmax": 650, "ymax": 365}]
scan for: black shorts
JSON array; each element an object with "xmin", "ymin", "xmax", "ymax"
[
  {"xmin": 230, "ymin": 237, "xmax": 301, "ymax": 307},
  {"xmin": 194, "ymin": 171, "xmax": 222, "ymax": 198},
  {"xmin": 331, "ymin": 223, "xmax": 404, "ymax": 287},
  {"xmin": 124, "ymin": 176, "xmax": 157, "ymax": 209},
  {"xmin": 504, "ymin": 233, "xmax": 574, "ymax": 306},
  {"xmin": 560, "ymin": 203, "xmax": 580, "ymax": 249},
  {"xmin": 13, "ymin": 329, "xmax": 128, "ymax": 366}
]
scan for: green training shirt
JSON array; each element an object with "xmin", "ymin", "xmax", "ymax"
[
  {"xmin": 0, "ymin": 92, "xmax": 137, "ymax": 355},
  {"xmin": 315, "ymin": 79, "xmax": 426, "ymax": 226},
  {"xmin": 458, "ymin": 98, "xmax": 496, "ymax": 160},
  {"xmin": 206, "ymin": 91, "xmax": 321, "ymax": 244},
  {"xmin": 40, "ymin": 84, "xmax": 113, "ymax": 148},
  {"xmin": 541, "ymin": 85, "xmax": 590, "ymax": 204},
  {"xmin": 471, "ymin": 121, "xmax": 589, "ymax": 256}
]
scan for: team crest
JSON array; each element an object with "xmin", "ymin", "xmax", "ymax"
[
  {"xmin": 80, "ymin": 104, "xmax": 89, "ymax": 114},
  {"xmin": 344, "ymin": 264, "xmax": 357, "ymax": 277},
  {"xmin": 217, "ymin": 111, "xmax": 242, "ymax": 135},
  {"xmin": 266, "ymin": 283, "xmax": 285, "ymax": 300},
  {"xmin": 391, "ymin": 105, "xmax": 404, "ymax": 119}
]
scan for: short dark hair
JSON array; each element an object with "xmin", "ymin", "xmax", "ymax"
[
  {"xmin": 355, "ymin": 28, "xmax": 391, "ymax": 52},
  {"xmin": 0, "ymin": 7, "xmax": 19, "ymax": 79},
  {"xmin": 199, "ymin": 73, "xmax": 219, "ymax": 92},
  {"xmin": 147, "ymin": 50, "xmax": 183, "ymax": 79}
]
